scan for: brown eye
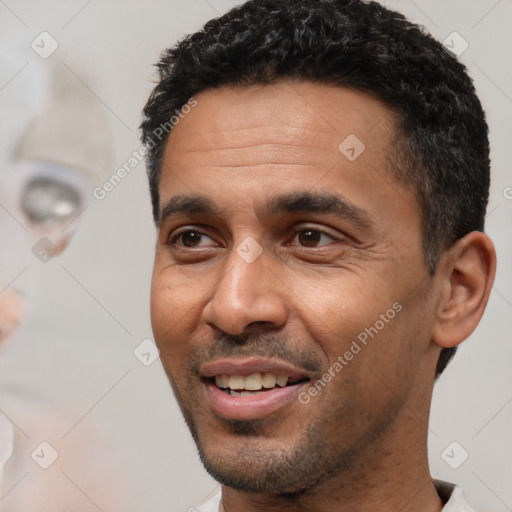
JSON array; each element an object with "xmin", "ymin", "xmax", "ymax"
[
  {"xmin": 170, "ymin": 230, "xmax": 213, "ymax": 248},
  {"xmin": 293, "ymin": 229, "xmax": 337, "ymax": 248},
  {"xmin": 181, "ymin": 232, "xmax": 203, "ymax": 247},
  {"xmin": 298, "ymin": 230, "xmax": 321, "ymax": 247}
]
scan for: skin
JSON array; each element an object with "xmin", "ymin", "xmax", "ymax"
[{"xmin": 150, "ymin": 81, "xmax": 496, "ymax": 512}]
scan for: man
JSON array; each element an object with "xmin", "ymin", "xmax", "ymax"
[{"xmin": 140, "ymin": 1, "xmax": 496, "ymax": 510}]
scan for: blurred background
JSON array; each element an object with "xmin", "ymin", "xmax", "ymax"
[{"xmin": 0, "ymin": 0, "xmax": 510, "ymax": 510}]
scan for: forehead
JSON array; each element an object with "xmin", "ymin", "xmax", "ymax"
[
  {"xmin": 158, "ymin": 81, "xmax": 416, "ymax": 224},
  {"xmin": 163, "ymin": 81, "xmax": 394, "ymax": 165}
]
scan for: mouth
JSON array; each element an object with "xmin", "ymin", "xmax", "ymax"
[
  {"xmin": 207, "ymin": 372, "xmax": 309, "ymax": 396},
  {"xmin": 200, "ymin": 358, "xmax": 311, "ymax": 420}
]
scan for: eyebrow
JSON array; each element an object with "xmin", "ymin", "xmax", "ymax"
[{"xmin": 158, "ymin": 191, "xmax": 373, "ymax": 231}]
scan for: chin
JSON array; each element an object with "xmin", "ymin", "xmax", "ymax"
[
  {"xmin": 199, "ymin": 453, "xmax": 313, "ymax": 495},
  {"xmin": 193, "ymin": 425, "xmax": 331, "ymax": 496}
]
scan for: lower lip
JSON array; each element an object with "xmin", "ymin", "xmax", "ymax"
[{"xmin": 204, "ymin": 380, "xmax": 307, "ymax": 420}]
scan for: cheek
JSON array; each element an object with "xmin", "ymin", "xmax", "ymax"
[
  {"xmin": 337, "ymin": 297, "xmax": 433, "ymax": 406},
  {"xmin": 289, "ymin": 272, "xmax": 398, "ymax": 354},
  {"xmin": 150, "ymin": 269, "xmax": 171, "ymax": 337},
  {"xmin": 150, "ymin": 270, "xmax": 188, "ymax": 359},
  {"xmin": 150, "ymin": 264, "xmax": 212, "ymax": 371},
  {"xmin": 292, "ymin": 273, "xmax": 423, "ymax": 410},
  {"xmin": 151, "ymin": 263, "xmax": 200, "ymax": 325}
]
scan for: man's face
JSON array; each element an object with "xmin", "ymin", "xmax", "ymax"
[{"xmin": 151, "ymin": 82, "xmax": 440, "ymax": 494}]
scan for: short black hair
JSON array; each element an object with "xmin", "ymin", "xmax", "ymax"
[{"xmin": 140, "ymin": 0, "xmax": 490, "ymax": 378}]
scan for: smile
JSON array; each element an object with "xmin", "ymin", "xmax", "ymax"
[
  {"xmin": 213, "ymin": 372, "xmax": 306, "ymax": 396},
  {"xmin": 200, "ymin": 358, "xmax": 311, "ymax": 420}
]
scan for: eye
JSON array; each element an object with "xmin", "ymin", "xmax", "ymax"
[
  {"xmin": 168, "ymin": 227, "xmax": 341, "ymax": 250},
  {"xmin": 169, "ymin": 229, "xmax": 215, "ymax": 248},
  {"xmin": 289, "ymin": 228, "xmax": 339, "ymax": 248}
]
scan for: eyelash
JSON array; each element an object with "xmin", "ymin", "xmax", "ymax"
[{"xmin": 168, "ymin": 227, "xmax": 339, "ymax": 248}]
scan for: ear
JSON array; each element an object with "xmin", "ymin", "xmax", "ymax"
[{"xmin": 432, "ymin": 231, "xmax": 496, "ymax": 348}]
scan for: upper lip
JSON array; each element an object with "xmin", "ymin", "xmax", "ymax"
[{"xmin": 200, "ymin": 357, "xmax": 310, "ymax": 380}]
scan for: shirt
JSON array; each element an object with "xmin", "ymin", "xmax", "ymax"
[{"xmin": 192, "ymin": 479, "xmax": 475, "ymax": 512}]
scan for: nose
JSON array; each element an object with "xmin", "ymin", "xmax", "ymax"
[{"xmin": 201, "ymin": 242, "xmax": 288, "ymax": 336}]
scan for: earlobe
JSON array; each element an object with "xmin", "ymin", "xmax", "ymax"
[{"xmin": 432, "ymin": 231, "xmax": 496, "ymax": 349}]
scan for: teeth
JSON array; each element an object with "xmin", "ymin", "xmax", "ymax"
[
  {"xmin": 214, "ymin": 372, "xmax": 293, "ymax": 390},
  {"xmin": 228, "ymin": 375, "xmax": 244, "ymax": 390},
  {"xmin": 244, "ymin": 373, "xmax": 263, "ymax": 390},
  {"xmin": 214, "ymin": 374, "xmax": 229, "ymax": 388},
  {"xmin": 262, "ymin": 373, "xmax": 277, "ymax": 388},
  {"xmin": 276, "ymin": 376, "xmax": 288, "ymax": 387}
]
